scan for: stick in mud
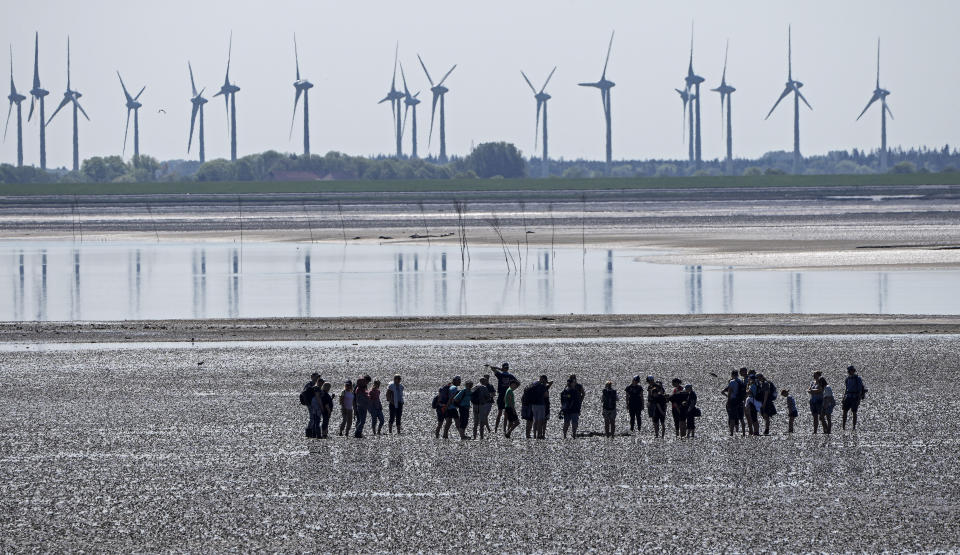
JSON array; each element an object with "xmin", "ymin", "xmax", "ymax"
[
  {"xmin": 580, "ymin": 194, "xmax": 586, "ymax": 260},
  {"xmin": 549, "ymin": 202, "xmax": 555, "ymax": 268},
  {"xmin": 146, "ymin": 203, "xmax": 160, "ymax": 242},
  {"xmin": 454, "ymin": 200, "xmax": 471, "ymax": 270},
  {"xmin": 237, "ymin": 196, "xmax": 244, "ymax": 272},
  {"xmin": 488, "ymin": 212, "xmax": 515, "ymax": 272},
  {"xmin": 336, "ymin": 200, "xmax": 347, "ymax": 244},
  {"xmin": 418, "ymin": 201, "xmax": 431, "ymax": 246},
  {"xmin": 520, "ymin": 201, "xmax": 529, "ymax": 272},
  {"xmin": 74, "ymin": 195, "xmax": 84, "ymax": 243}
]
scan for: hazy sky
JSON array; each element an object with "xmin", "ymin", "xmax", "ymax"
[{"xmin": 2, "ymin": 0, "xmax": 957, "ymax": 168}]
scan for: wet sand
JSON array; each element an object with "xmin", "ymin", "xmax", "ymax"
[{"xmin": 1, "ymin": 334, "xmax": 958, "ymax": 552}]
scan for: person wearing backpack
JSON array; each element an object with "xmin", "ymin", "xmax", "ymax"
[
  {"xmin": 301, "ymin": 374, "xmax": 322, "ymax": 438},
  {"xmin": 722, "ymin": 370, "xmax": 746, "ymax": 437},
  {"xmin": 560, "ymin": 377, "xmax": 584, "ymax": 439},
  {"xmin": 439, "ymin": 377, "xmax": 462, "ymax": 439},
  {"xmin": 601, "ymin": 381, "xmax": 618, "ymax": 437},
  {"xmin": 757, "ymin": 374, "xmax": 777, "ymax": 436},
  {"xmin": 453, "ymin": 380, "xmax": 474, "ymax": 440},
  {"xmin": 842, "ymin": 366, "xmax": 867, "ymax": 431},
  {"xmin": 318, "ymin": 382, "xmax": 334, "ymax": 439},
  {"xmin": 667, "ymin": 381, "xmax": 690, "ymax": 438}
]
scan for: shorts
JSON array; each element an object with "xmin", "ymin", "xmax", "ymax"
[
  {"xmin": 564, "ymin": 412, "xmax": 580, "ymax": 425},
  {"xmin": 505, "ymin": 407, "xmax": 519, "ymax": 424},
  {"xmin": 842, "ymin": 396, "xmax": 861, "ymax": 412},
  {"xmin": 726, "ymin": 400, "xmax": 744, "ymax": 421},
  {"xmin": 521, "ymin": 405, "xmax": 532, "ymax": 421},
  {"xmin": 531, "ymin": 404, "xmax": 546, "ymax": 421},
  {"xmin": 603, "ymin": 408, "xmax": 617, "ymax": 420},
  {"xmin": 496, "ymin": 391, "xmax": 507, "ymax": 410},
  {"xmin": 809, "ymin": 398, "xmax": 823, "ymax": 415},
  {"xmin": 647, "ymin": 404, "xmax": 657, "ymax": 418},
  {"xmin": 822, "ymin": 400, "xmax": 836, "ymax": 416}
]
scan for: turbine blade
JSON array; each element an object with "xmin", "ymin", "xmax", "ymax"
[
  {"xmin": 428, "ymin": 91, "xmax": 438, "ymax": 147},
  {"xmin": 540, "ymin": 66, "xmax": 557, "ymax": 92},
  {"xmin": 797, "ymin": 89, "xmax": 812, "ymax": 110},
  {"xmin": 876, "ymin": 37, "xmax": 881, "ymax": 89},
  {"xmin": 722, "ymin": 39, "xmax": 729, "ymax": 82},
  {"xmin": 719, "ymin": 93, "xmax": 725, "ymax": 139},
  {"xmin": 294, "ymin": 34, "xmax": 301, "ymax": 81},
  {"xmin": 76, "ymin": 100, "xmax": 89, "ymax": 121},
  {"xmin": 222, "ymin": 94, "xmax": 229, "ymax": 133},
  {"xmin": 534, "ymin": 99, "xmax": 541, "ymax": 150},
  {"xmin": 225, "ymin": 31, "xmax": 233, "ymax": 84},
  {"xmin": 117, "ymin": 71, "xmax": 132, "ymax": 102},
  {"xmin": 28, "ymin": 97, "xmax": 34, "ymax": 121},
  {"xmin": 438, "ymin": 64, "xmax": 456, "ymax": 86},
  {"xmin": 679, "ymin": 89, "xmax": 687, "ymax": 142},
  {"xmin": 134, "ymin": 86, "xmax": 145, "ymax": 100},
  {"xmin": 884, "ymin": 102, "xmax": 894, "ymax": 120},
  {"xmin": 765, "ymin": 86, "xmax": 792, "ymax": 120},
  {"xmin": 189, "ymin": 62, "xmax": 197, "ymax": 96},
  {"xmin": 46, "ymin": 96, "xmax": 70, "ymax": 125},
  {"xmin": 418, "ymin": 55, "xmax": 434, "ymax": 86},
  {"xmin": 601, "ymin": 30, "xmax": 614, "ymax": 79},
  {"xmin": 521, "ymin": 71, "xmax": 536, "ymax": 94},
  {"xmin": 122, "ymin": 107, "xmax": 131, "ymax": 156},
  {"xmin": 3, "ymin": 101, "xmax": 11, "ymax": 141},
  {"xmin": 66, "ymin": 36, "xmax": 71, "ymax": 91},
  {"xmin": 32, "ymin": 32, "xmax": 40, "ymax": 91},
  {"xmin": 787, "ymin": 25, "xmax": 792, "ymax": 81},
  {"xmin": 856, "ymin": 94, "xmax": 879, "ymax": 121},
  {"xmin": 391, "ymin": 42, "xmax": 398, "ymax": 90},
  {"xmin": 400, "ymin": 62, "xmax": 409, "ymax": 95},
  {"xmin": 401, "ymin": 101, "xmax": 409, "ymax": 139},
  {"xmin": 188, "ymin": 102, "xmax": 198, "ymax": 152},
  {"xmin": 290, "ymin": 87, "xmax": 302, "ymax": 139}
]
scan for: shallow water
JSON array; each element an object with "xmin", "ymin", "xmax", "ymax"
[
  {"xmin": 1, "ymin": 335, "xmax": 957, "ymax": 551},
  {"xmin": 2, "ymin": 240, "xmax": 959, "ymax": 321}
]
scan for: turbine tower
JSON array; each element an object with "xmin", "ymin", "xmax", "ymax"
[
  {"xmin": 578, "ymin": 31, "xmax": 615, "ymax": 170},
  {"xmin": 5, "ymin": 46, "xmax": 27, "ymax": 168},
  {"xmin": 116, "ymin": 72, "xmax": 145, "ymax": 160},
  {"xmin": 418, "ymin": 54, "xmax": 456, "ymax": 163},
  {"xmin": 675, "ymin": 87, "xmax": 694, "ymax": 163},
  {"xmin": 290, "ymin": 34, "xmax": 313, "ymax": 156},
  {"xmin": 214, "ymin": 33, "xmax": 240, "ymax": 161},
  {"xmin": 765, "ymin": 26, "xmax": 812, "ymax": 175},
  {"xmin": 379, "ymin": 44, "xmax": 405, "ymax": 158},
  {"xmin": 521, "ymin": 66, "xmax": 556, "ymax": 175},
  {"xmin": 46, "ymin": 37, "xmax": 89, "ymax": 172},
  {"xmin": 187, "ymin": 62, "xmax": 208, "ymax": 163},
  {"xmin": 857, "ymin": 39, "xmax": 893, "ymax": 172},
  {"xmin": 399, "ymin": 63, "xmax": 420, "ymax": 159},
  {"xmin": 684, "ymin": 26, "xmax": 705, "ymax": 170},
  {"xmin": 711, "ymin": 40, "xmax": 736, "ymax": 175},
  {"xmin": 27, "ymin": 32, "xmax": 49, "ymax": 170}
]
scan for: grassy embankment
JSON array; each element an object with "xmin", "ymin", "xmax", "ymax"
[{"xmin": 0, "ymin": 172, "xmax": 958, "ymax": 196}]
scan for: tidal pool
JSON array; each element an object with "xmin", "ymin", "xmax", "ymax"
[{"xmin": 1, "ymin": 240, "xmax": 959, "ymax": 321}]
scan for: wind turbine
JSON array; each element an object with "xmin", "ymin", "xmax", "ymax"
[
  {"xmin": 765, "ymin": 26, "xmax": 812, "ymax": 175},
  {"xmin": 46, "ymin": 37, "xmax": 89, "ymax": 172},
  {"xmin": 27, "ymin": 32, "xmax": 49, "ymax": 170},
  {"xmin": 5, "ymin": 46, "xmax": 27, "ymax": 168},
  {"xmin": 187, "ymin": 62, "xmax": 208, "ymax": 163},
  {"xmin": 684, "ymin": 26, "xmax": 705, "ymax": 169},
  {"xmin": 418, "ymin": 54, "xmax": 456, "ymax": 163},
  {"xmin": 379, "ymin": 44, "xmax": 405, "ymax": 158},
  {"xmin": 399, "ymin": 63, "xmax": 420, "ymax": 159},
  {"xmin": 521, "ymin": 66, "xmax": 556, "ymax": 174},
  {"xmin": 711, "ymin": 40, "xmax": 736, "ymax": 175},
  {"xmin": 674, "ymin": 87, "xmax": 694, "ymax": 162},
  {"xmin": 578, "ymin": 31, "xmax": 615, "ymax": 169},
  {"xmin": 290, "ymin": 34, "xmax": 313, "ymax": 156},
  {"xmin": 857, "ymin": 38, "xmax": 893, "ymax": 172},
  {"xmin": 116, "ymin": 72, "xmax": 145, "ymax": 160},
  {"xmin": 214, "ymin": 32, "xmax": 240, "ymax": 161}
]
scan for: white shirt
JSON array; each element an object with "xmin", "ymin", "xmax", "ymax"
[{"xmin": 387, "ymin": 383, "xmax": 405, "ymax": 407}]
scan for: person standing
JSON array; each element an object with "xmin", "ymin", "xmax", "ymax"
[
  {"xmin": 503, "ymin": 379, "xmax": 521, "ymax": 438},
  {"xmin": 649, "ymin": 379, "xmax": 668, "ymax": 438},
  {"xmin": 386, "ymin": 374, "xmax": 405, "ymax": 434},
  {"xmin": 684, "ymin": 384, "xmax": 699, "ymax": 438},
  {"xmin": 302, "ymin": 373, "xmax": 322, "ymax": 438},
  {"xmin": 757, "ymin": 374, "xmax": 777, "ymax": 436},
  {"xmin": 339, "ymin": 381, "xmax": 355, "ymax": 437},
  {"xmin": 624, "ymin": 376, "xmax": 645, "ymax": 433},
  {"xmin": 472, "ymin": 376, "xmax": 495, "ymax": 439},
  {"xmin": 782, "ymin": 389, "xmax": 798, "ymax": 433},
  {"xmin": 842, "ymin": 366, "xmax": 867, "ymax": 431},
  {"xmin": 722, "ymin": 370, "xmax": 746, "ymax": 437},
  {"xmin": 441, "ymin": 376, "xmax": 463, "ymax": 439},
  {"xmin": 808, "ymin": 371, "xmax": 824, "ymax": 434},
  {"xmin": 819, "ymin": 377, "xmax": 836, "ymax": 434},
  {"xmin": 601, "ymin": 381, "xmax": 618, "ymax": 438},
  {"xmin": 318, "ymin": 383, "xmax": 334, "ymax": 439},
  {"xmin": 353, "ymin": 378, "xmax": 371, "ymax": 438},
  {"xmin": 369, "ymin": 379, "xmax": 385, "ymax": 435},
  {"xmin": 453, "ymin": 380, "xmax": 474, "ymax": 440},
  {"xmin": 668, "ymin": 382, "xmax": 690, "ymax": 438},
  {"xmin": 529, "ymin": 375, "xmax": 551, "ymax": 440},
  {"xmin": 669, "ymin": 378, "xmax": 685, "ymax": 437},
  {"xmin": 560, "ymin": 378, "xmax": 584, "ymax": 438},
  {"xmin": 488, "ymin": 363, "xmax": 516, "ymax": 433},
  {"xmin": 434, "ymin": 378, "xmax": 453, "ymax": 439}
]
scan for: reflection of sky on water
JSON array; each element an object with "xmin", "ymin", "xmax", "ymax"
[{"xmin": 2, "ymin": 241, "xmax": 959, "ymax": 321}]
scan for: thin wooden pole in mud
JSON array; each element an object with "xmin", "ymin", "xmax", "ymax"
[
  {"xmin": 580, "ymin": 194, "xmax": 586, "ymax": 261},
  {"xmin": 302, "ymin": 203, "xmax": 315, "ymax": 243},
  {"xmin": 146, "ymin": 203, "xmax": 160, "ymax": 243},
  {"xmin": 337, "ymin": 200, "xmax": 347, "ymax": 244},
  {"xmin": 548, "ymin": 202, "xmax": 556, "ymax": 269},
  {"xmin": 75, "ymin": 195, "xmax": 84, "ymax": 243},
  {"xmin": 454, "ymin": 200, "xmax": 471, "ymax": 270},
  {"xmin": 70, "ymin": 200, "xmax": 77, "ymax": 242},
  {"xmin": 520, "ymin": 200, "xmax": 529, "ymax": 272},
  {"xmin": 488, "ymin": 212, "xmax": 515, "ymax": 272},
  {"xmin": 419, "ymin": 201, "xmax": 431, "ymax": 246},
  {"xmin": 516, "ymin": 240, "xmax": 523, "ymax": 277}
]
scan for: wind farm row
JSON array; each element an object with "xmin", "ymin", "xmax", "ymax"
[{"xmin": 6, "ymin": 26, "xmax": 894, "ymax": 176}]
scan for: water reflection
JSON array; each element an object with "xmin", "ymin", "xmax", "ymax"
[{"xmin": 0, "ymin": 241, "xmax": 957, "ymax": 321}]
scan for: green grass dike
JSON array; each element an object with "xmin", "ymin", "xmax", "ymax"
[{"xmin": 1, "ymin": 172, "xmax": 959, "ymax": 196}]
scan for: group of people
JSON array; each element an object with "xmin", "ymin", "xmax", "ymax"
[
  {"xmin": 300, "ymin": 362, "xmax": 867, "ymax": 440},
  {"xmin": 721, "ymin": 365, "xmax": 868, "ymax": 436},
  {"xmin": 300, "ymin": 373, "xmax": 405, "ymax": 438}
]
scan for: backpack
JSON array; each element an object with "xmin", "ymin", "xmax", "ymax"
[
  {"xmin": 602, "ymin": 389, "xmax": 617, "ymax": 410},
  {"xmin": 431, "ymin": 395, "xmax": 440, "ymax": 409},
  {"xmin": 768, "ymin": 382, "xmax": 778, "ymax": 401},
  {"xmin": 299, "ymin": 387, "xmax": 314, "ymax": 406},
  {"xmin": 520, "ymin": 385, "xmax": 534, "ymax": 406},
  {"xmin": 438, "ymin": 385, "xmax": 452, "ymax": 405}
]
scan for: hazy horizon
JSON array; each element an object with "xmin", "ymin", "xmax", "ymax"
[{"xmin": 1, "ymin": 0, "xmax": 957, "ymax": 169}]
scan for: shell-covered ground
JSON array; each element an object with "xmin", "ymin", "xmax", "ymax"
[{"xmin": 1, "ymin": 335, "xmax": 958, "ymax": 552}]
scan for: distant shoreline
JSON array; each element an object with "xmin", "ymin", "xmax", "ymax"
[{"xmin": 4, "ymin": 314, "xmax": 959, "ymax": 344}]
